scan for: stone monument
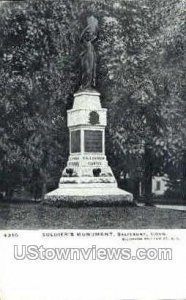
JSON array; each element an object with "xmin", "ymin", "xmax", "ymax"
[{"xmin": 45, "ymin": 16, "xmax": 133, "ymax": 204}]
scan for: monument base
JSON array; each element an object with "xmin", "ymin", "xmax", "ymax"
[
  {"xmin": 44, "ymin": 90, "xmax": 133, "ymax": 206},
  {"xmin": 44, "ymin": 185, "xmax": 133, "ymax": 206}
]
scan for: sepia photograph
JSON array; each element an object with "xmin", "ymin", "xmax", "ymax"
[{"xmin": 0, "ymin": 0, "xmax": 186, "ymax": 229}]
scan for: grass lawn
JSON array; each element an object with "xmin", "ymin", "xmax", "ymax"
[{"xmin": 0, "ymin": 202, "xmax": 186, "ymax": 229}]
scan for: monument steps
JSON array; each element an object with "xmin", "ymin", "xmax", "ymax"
[{"xmin": 44, "ymin": 187, "xmax": 134, "ymax": 207}]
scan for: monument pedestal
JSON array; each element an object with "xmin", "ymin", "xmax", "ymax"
[{"xmin": 45, "ymin": 90, "xmax": 133, "ymax": 204}]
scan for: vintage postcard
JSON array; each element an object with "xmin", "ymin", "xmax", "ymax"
[{"xmin": 0, "ymin": 0, "xmax": 186, "ymax": 299}]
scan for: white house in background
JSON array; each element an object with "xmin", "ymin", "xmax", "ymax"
[{"xmin": 152, "ymin": 174, "xmax": 169, "ymax": 195}]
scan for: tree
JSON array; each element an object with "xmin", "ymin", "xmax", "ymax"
[
  {"xmin": 0, "ymin": 0, "xmax": 78, "ymax": 199},
  {"xmin": 0, "ymin": 0, "xmax": 185, "ymax": 202}
]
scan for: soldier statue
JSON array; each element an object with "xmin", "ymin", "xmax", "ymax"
[{"xmin": 80, "ymin": 16, "xmax": 98, "ymax": 89}]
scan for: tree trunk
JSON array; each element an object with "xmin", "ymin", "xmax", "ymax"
[
  {"xmin": 144, "ymin": 145, "xmax": 153, "ymax": 205},
  {"xmin": 41, "ymin": 181, "xmax": 47, "ymax": 201},
  {"xmin": 182, "ymin": 153, "xmax": 186, "ymax": 201},
  {"xmin": 5, "ymin": 187, "xmax": 13, "ymax": 201},
  {"xmin": 40, "ymin": 169, "xmax": 47, "ymax": 201}
]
